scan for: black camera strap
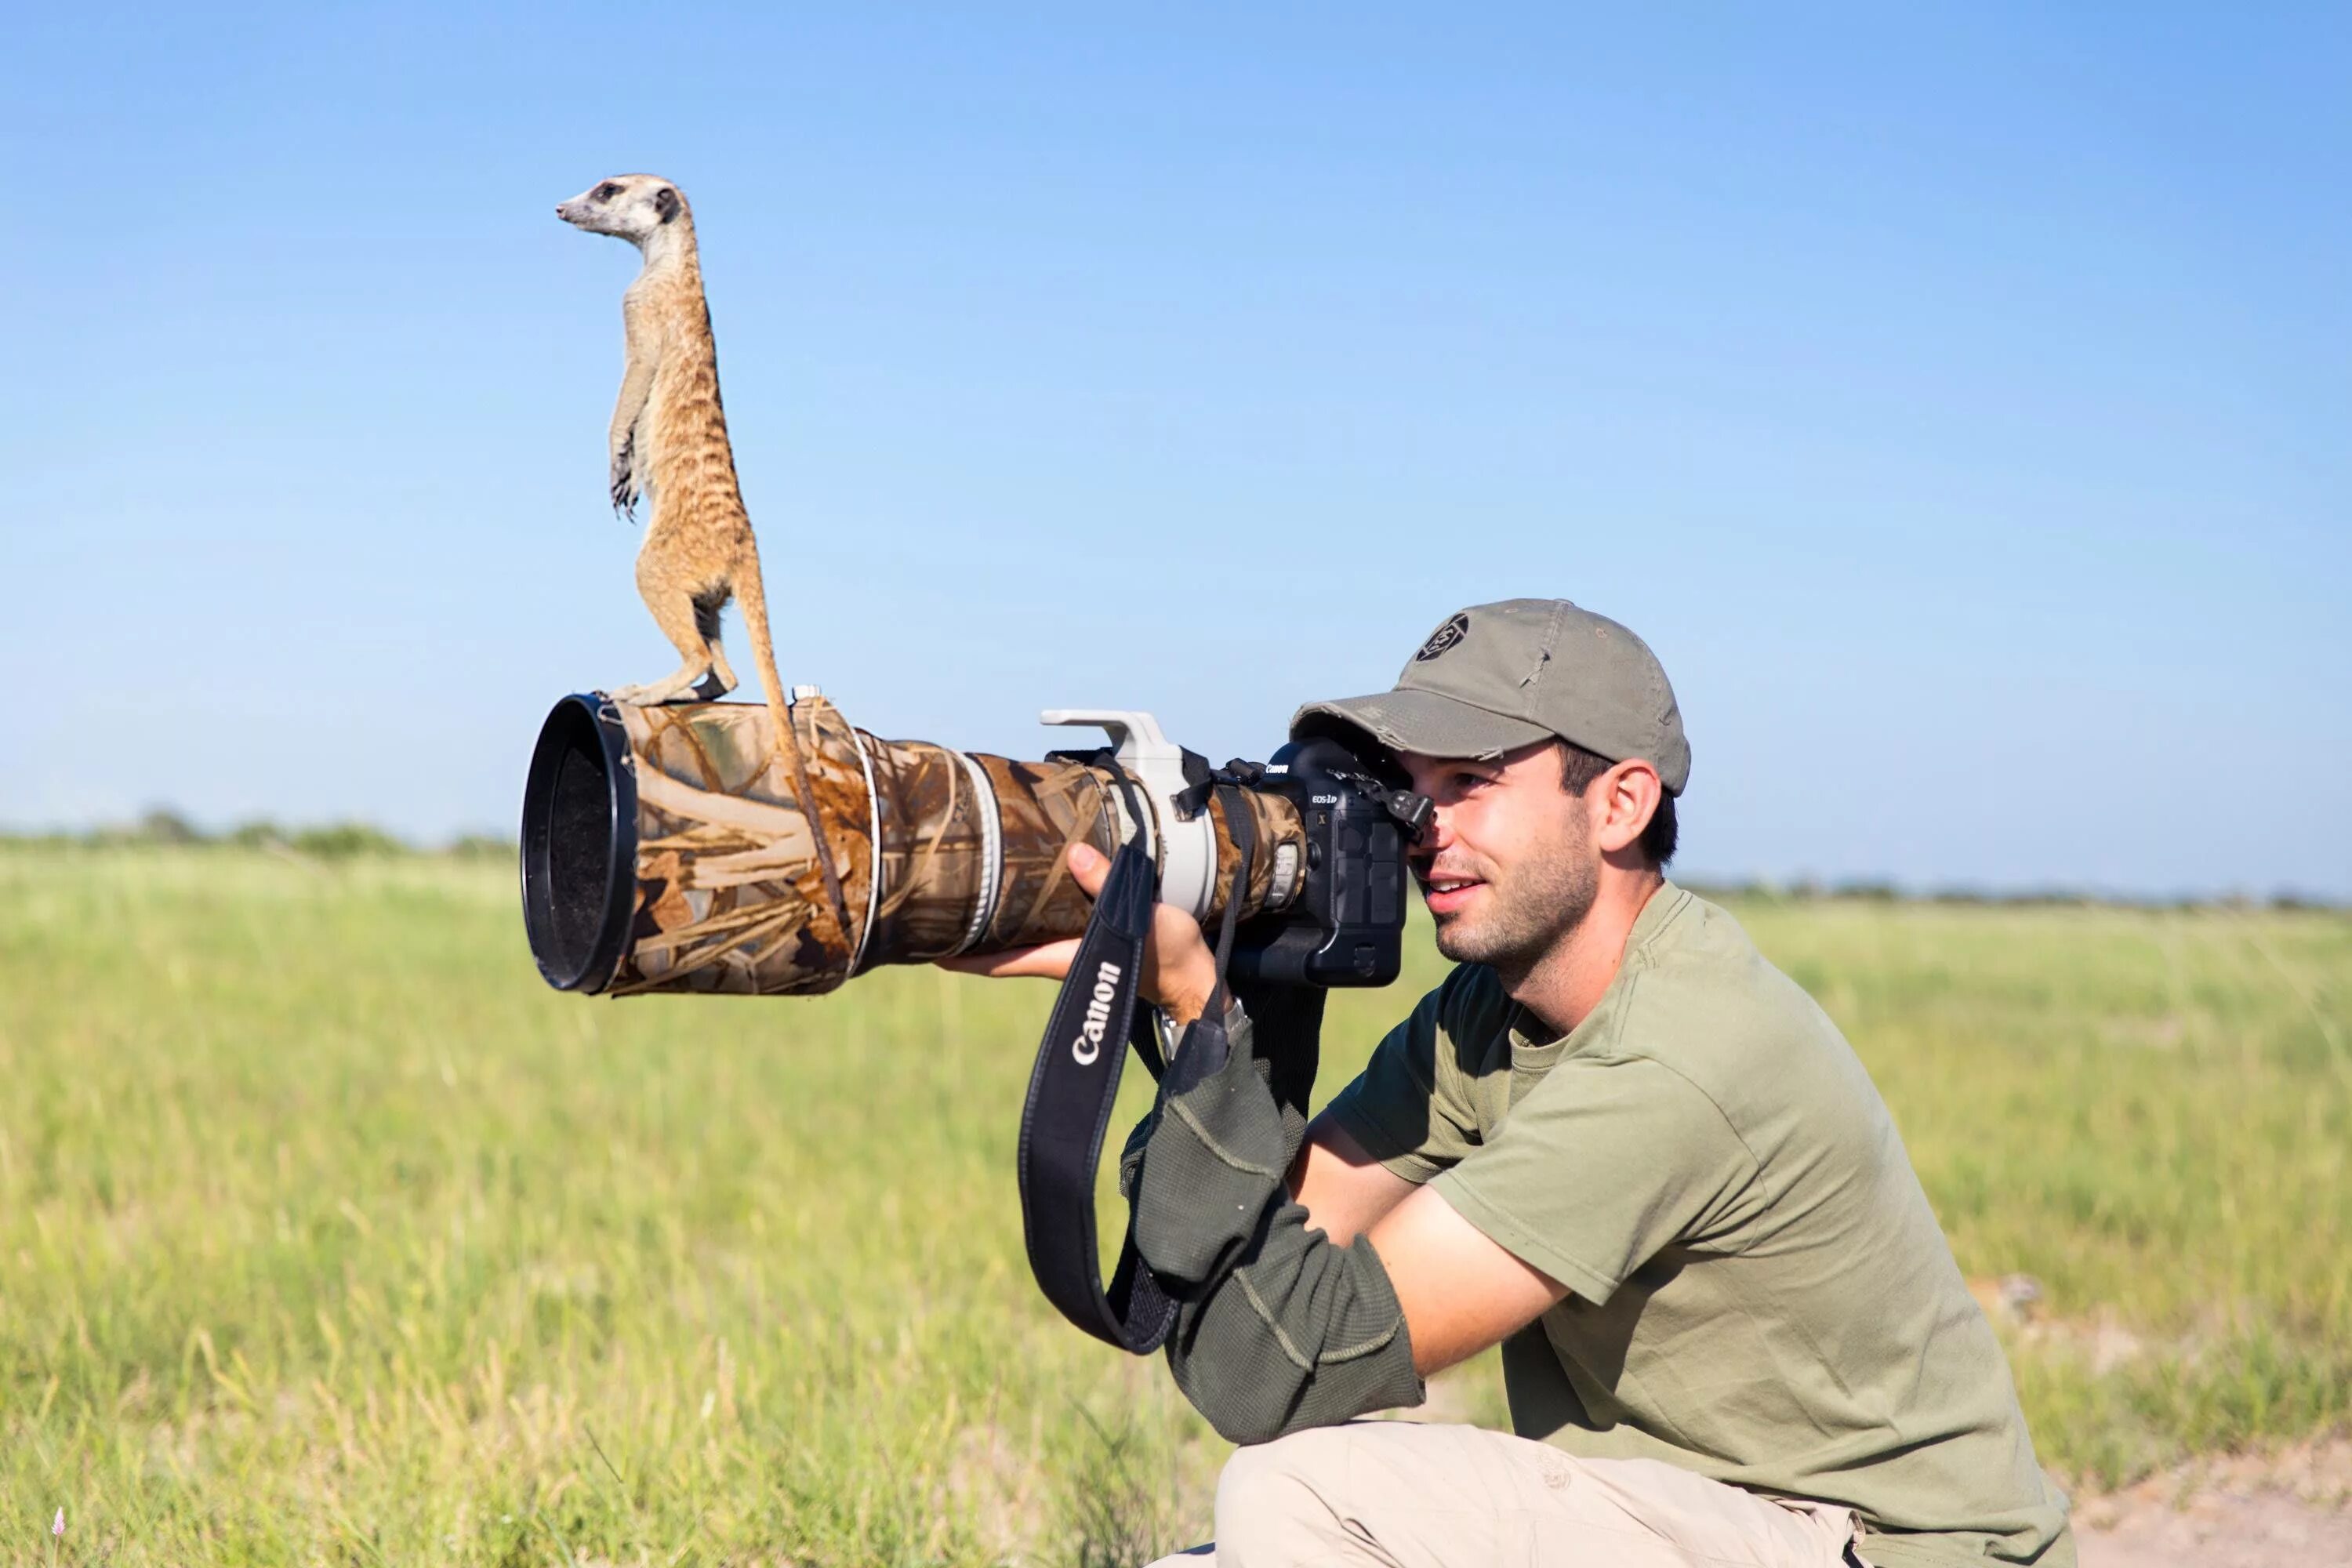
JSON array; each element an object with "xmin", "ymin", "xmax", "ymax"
[{"xmin": 1016, "ymin": 774, "xmax": 1254, "ymax": 1353}]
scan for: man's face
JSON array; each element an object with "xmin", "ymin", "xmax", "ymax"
[{"xmin": 1398, "ymin": 742, "xmax": 1599, "ymax": 975}]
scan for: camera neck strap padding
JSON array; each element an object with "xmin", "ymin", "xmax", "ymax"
[{"xmin": 1017, "ymin": 772, "xmax": 1255, "ymax": 1353}]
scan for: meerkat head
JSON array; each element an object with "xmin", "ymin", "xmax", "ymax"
[{"xmin": 556, "ymin": 174, "xmax": 691, "ymax": 245}]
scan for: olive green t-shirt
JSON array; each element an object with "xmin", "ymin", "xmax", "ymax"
[{"xmin": 1325, "ymin": 884, "xmax": 2072, "ymax": 1568}]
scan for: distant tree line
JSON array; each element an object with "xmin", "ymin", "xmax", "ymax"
[
  {"xmin": 1674, "ymin": 876, "xmax": 2341, "ymax": 913},
  {"xmin": 0, "ymin": 812, "xmax": 2337, "ymax": 909},
  {"xmin": 1, "ymin": 808, "xmax": 512, "ymax": 862}
]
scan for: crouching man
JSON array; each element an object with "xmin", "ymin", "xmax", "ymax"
[{"xmin": 949, "ymin": 598, "xmax": 2072, "ymax": 1568}]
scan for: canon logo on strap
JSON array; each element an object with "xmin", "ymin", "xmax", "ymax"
[{"xmin": 1070, "ymin": 959, "xmax": 1123, "ymax": 1065}]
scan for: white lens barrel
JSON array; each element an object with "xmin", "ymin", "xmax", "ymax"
[{"xmin": 1040, "ymin": 709, "xmax": 1224, "ymax": 922}]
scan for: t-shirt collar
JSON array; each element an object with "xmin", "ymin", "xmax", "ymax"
[{"xmin": 1503, "ymin": 879, "xmax": 1691, "ymax": 1057}]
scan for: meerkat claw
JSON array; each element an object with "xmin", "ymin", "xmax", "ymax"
[{"xmin": 610, "ymin": 438, "xmax": 636, "ymax": 506}]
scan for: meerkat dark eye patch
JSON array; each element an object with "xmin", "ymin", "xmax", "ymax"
[
  {"xmin": 596, "ymin": 182, "xmax": 622, "ymax": 201},
  {"xmin": 654, "ymin": 187, "xmax": 680, "ymax": 223}
]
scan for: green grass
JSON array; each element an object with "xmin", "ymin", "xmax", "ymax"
[{"xmin": 1, "ymin": 848, "xmax": 2346, "ymax": 1563}]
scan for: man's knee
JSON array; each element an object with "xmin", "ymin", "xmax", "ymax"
[{"xmin": 1214, "ymin": 1426, "xmax": 1356, "ymax": 1550}]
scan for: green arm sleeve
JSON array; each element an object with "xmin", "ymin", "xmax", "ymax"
[{"xmin": 1126, "ymin": 1004, "xmax": 1425, "ymax": 1445}]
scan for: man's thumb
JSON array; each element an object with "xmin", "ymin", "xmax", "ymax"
[{"xmin": 1067, "ymin": 841, "xmax": 1108, "ymax": 891}]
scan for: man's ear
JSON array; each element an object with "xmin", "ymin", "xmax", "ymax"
[
  {"xmin": 654, "ymin": 187, "xmax": 681, "ymax": 224},
  {"xmin": 1593, "ymin": 760, "xmax": 1662, "ymax": 856}
]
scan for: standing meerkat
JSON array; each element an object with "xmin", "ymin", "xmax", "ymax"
[{"xmin": 556, "ymin": 172, "xmax": 851, "ymax": 943}]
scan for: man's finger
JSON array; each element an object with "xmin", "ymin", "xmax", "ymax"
[{"xmin": 1066, "ymin": 841, "xmax": 1109, "ymax": 896}]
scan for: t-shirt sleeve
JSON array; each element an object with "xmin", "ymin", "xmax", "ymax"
[
  {"xmin": 1429, "ymin": 1053, "xmax": 1756, "ymax": 1306},
  {"xmin": 1321, "ymin": 968, "xmax": 1486, "ymax": 1182}
]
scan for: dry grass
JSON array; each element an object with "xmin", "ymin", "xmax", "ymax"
[{"xmin": 1, "ymin": 848, "xmax": 2344, "ymax": 1563}]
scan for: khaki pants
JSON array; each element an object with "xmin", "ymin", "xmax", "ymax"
[{"xmin": 1152, "ymin": 1422, "xmax": 1866, "ymax": 1568}]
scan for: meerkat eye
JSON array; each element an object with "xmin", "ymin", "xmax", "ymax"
[{"xmin": 595, "ymin": 182, "xmax": 622, "ymax": 201}]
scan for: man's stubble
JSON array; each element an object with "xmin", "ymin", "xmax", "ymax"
[{"xmin": 1430, "ymin": 798, "xmax": 1599, "ymax": 989}]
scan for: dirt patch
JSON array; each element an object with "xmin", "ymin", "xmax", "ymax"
[
  {"xmin": 1969, "ymin": 1273, "xmax": 2151, "ymax": 1375},
  {"xmin": 2076, "ymin": 1439, "xmax": 2352, "ymax": 1568}
]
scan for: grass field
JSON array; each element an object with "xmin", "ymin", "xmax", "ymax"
[{"xmin": 2, "ymin": 847, "xmax": 2347, "ymax": 1565}]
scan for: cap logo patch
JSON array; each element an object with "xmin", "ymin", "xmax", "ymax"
[{"xmin": 1414, "ymin": 612, "xmax": 1470, "ymax": 662}]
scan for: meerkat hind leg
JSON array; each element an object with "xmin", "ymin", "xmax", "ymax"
[
  {"xmin": 608, "ymin": 666, "xmax": 713, "ymax": 706},
  {"xmin": 700, "ymin": 642, "xmax": 737, "ymax": 699},
  {"xmin": 612, "ymin": 585, "xmax": 717, "ymax": 706}
]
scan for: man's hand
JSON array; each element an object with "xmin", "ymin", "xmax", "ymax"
[{"xmin": 935, "ymin": 843, "xmax": 1223, "ymax": 1029}]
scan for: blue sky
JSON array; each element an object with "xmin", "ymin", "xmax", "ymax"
[{"xmin": 5, "ymin": 5, "xmax": 2346, "ymax": 897}]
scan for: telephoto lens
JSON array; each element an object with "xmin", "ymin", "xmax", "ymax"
[{"xmin": 520, "ymin": 692, "xmax": 1306, "ymax": 996}]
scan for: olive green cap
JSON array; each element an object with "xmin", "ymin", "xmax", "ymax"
[{"xmin": 1290, "ymin": 598, "xmax": 1691, "ymax": 795}]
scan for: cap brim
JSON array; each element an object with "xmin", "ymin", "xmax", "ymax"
[{"xmin": 1289, "ymin": 689, "xmax": 1552, "ymax": 761}]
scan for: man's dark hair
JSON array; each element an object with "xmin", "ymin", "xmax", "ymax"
[{"xmin": 1557, "ymin": 739, "xmax": 1678, "ymax": 868}]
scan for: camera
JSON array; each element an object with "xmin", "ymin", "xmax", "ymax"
[
  {"xmin": 1210, "ymin": 735, "xmax": 1428, "ymax": 989},
  {"xmin": 1039, "ymin": 710, "xmax": 1430, "ymax": 991}
]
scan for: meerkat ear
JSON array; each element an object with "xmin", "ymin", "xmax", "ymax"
[{"xmin": 654, "ymin": 187, "xmax": 681, "ymax": 224}]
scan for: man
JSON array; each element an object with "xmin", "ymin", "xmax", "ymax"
[{"xmin": 951, "ymin": 598, "xmax": 2071, "ymax": 1568}]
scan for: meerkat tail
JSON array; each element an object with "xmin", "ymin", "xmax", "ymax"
[{"xmin": 735, "ymin": 563, "xmax": 858, "ymax": 950}]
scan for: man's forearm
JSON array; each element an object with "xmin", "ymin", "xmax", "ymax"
[
  {"xmin": 1126, "ymin": 1004, "xmax": 1425, "ymax": 1444},
  {"xmin": 1287, "ymin": 1113, "xmax": 1420, "ymax": 1246}
]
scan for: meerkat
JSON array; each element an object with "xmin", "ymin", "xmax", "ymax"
[{"xmin": 556, "ymin": 173, "xmax": 851, "ymax": 944}]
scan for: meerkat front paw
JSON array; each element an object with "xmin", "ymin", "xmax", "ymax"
[{"xmin": 610, "ymin": 443, "xmax": 640, "ymax": 517}]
